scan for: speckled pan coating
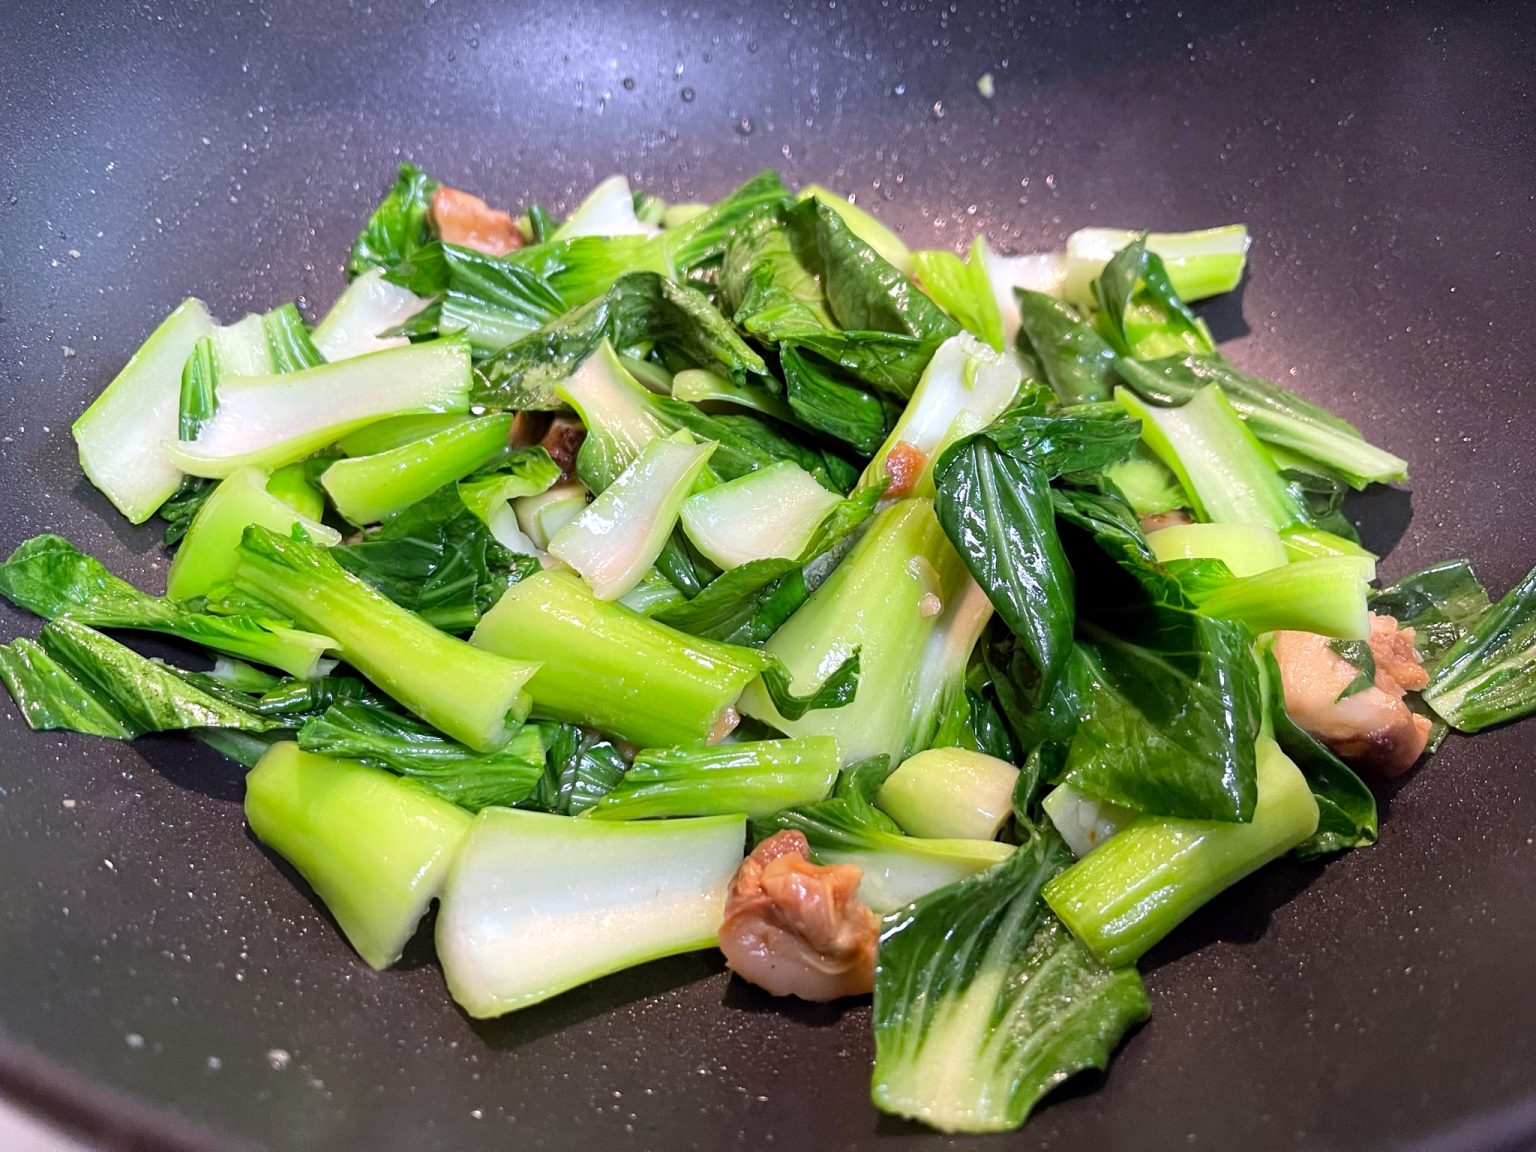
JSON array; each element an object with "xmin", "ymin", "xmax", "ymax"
[{"xmin": 0, "ymin": 2, "xmax": 1533, "ymax": 1150}]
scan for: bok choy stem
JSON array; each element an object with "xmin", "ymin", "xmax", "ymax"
[{"xmin": 234, "ymin": 526, "xmax": 538, "ymax": 752}]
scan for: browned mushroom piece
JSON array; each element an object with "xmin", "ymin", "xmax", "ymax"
[
  {"xmin": 428, "ymin": 185, "xmax": 523, "ymax": 256},
  {"xmin": 718, "ymin": 830, "xmax": 880, "ymax": 1001},
  {"xmin": 1271, "ymin": 612, "xmax": 1432, "ymax": 778},
  {"xmin": 1139, "ymin": 508, "xmax": 1194, "ymax": 535},
  {"xmin": 509, "ymin": 412, "xmax": 586, "ymax": 481},
  {"xmin": 882, "ymin": 440, "xmax": 929, "ymax": 499},
  {"xmin": 539, "ymin": 417, "xmax": 587, "ymax": 480}
]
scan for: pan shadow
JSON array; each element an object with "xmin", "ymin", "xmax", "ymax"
[
  {"xmin": 720, "ymin": 976, "xmax": 866, "ymax": 1027},
  {"xmin": 133, "ymin": 732, "xmax": 246, "ymax": 804},
  {"xmin": 1195, "ymin": 283, "xmax": 1252, "ymax": 344},
  {"xmin": 467, "ymin": 952, "xmax": 728, "ymax": 1052},
  {"xmin": 1348, "ymin": 484, "xmax": 1414, "ymax": 560},
  {"xmin": 1140, "ymin": 856, "xmax": 1325, "ymax": 975}
]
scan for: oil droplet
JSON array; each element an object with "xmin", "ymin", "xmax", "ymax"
[
  {"xmin": 266, "ymin": 1048, "xmax": 292, "ymax": 1071},
  {"xmin": 680, "ymin": 86, "xmax": 695, "ymax": 103},
  {"xmin": 622, "ymin": 76, "xmax": 635, "ymax": 90},
  {"xmin": 735, "ymin": 117, "xmax": 753, "ymax": 136},
  {"xmin": 930, "ymin": 100, "xmax": 945, "ymax": 119}
]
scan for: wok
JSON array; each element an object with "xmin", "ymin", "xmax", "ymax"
[{"xmin": 1, "ymin": 1, "xmax": 1533, "ymax": 1149}]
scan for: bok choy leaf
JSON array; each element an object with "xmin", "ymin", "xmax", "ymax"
[
  {"xmin": 1422, "ymin": 564, "xmax": 1536, "ymax": 733},
  {"xmin": 0, "ymin": 535, "xmax": 335, "ymax": 680},
  {"xmin": 872, "ymin": 832, "xmax": 1149, "ymax": 1133},
  {"xmin": 333, "ymin": 483, "xmax": 538, "ymax": 631},
  {"xmin": 0, "ymin": 618, "xmax": 284, "ymax": 739},
  {"xmin": 348, "ymin": 162, "xmax": 439, "ymax": 278},
  {"xmin": 297, "ymin": 701, "xmax": 551, "ymax": 811}
]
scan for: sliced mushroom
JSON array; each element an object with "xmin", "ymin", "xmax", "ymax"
[
  {"xmin": 429, "ymin": 185, "xmax": 523, "ymax": 256},
  {"xmin": 1139, "ymin": 508, "xmax": 1194, "ymax": 535},
  {"xmin": 882, "ymin": 440, "xmax": 929, "ymax": 499},
  {"xmin": 1272, "ymin": 612, "xmax": 1432, "ymax": 778},
  {"xmin": 718, "ymin": 830, "xmax": 879, "ymax": 1001}
]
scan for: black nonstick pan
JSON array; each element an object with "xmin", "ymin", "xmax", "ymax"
[{"xmin": 1, "ymin": 1, "xmax": 1533, "ymax": 1149}]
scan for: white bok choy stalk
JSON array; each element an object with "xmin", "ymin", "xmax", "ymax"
[
  {"xmin": 679, "ymin": 461, "xmax": 841, "ymax": 570},
  {"xmin": 166, "ymin": 339, "xmax": 473, "ymax": 478},
  {"xmin": 549, "ymin": 432, "xmax": 716, "ymax": 600},
  {"xmin": 436, "ymin": 808, "xmax": 745, "ymax": 1017}
]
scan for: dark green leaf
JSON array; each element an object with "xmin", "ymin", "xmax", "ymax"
[
  {"xmin": 1050, "ymin": 488, "xmax": 1264, "ymax": 822},
  {"xmin": 262, "ymin": 303, "xmax": 326, "ymax": 372},
  {"xmin": 298, "ymin": 701, "xmax": 549, "ymax": 811},
  {"xmin": 652, "ymin": 481, "xmax": 882, "ymax": 642},
  {"xmin": 1371, "ymin": 559, "xmax": 1491, "ymax": 671},
  {"xmin": 723, "ymin": 198, "xmax": 959, "ymax": 400},
  {"xmin": 178, "ymin": 336, "xmax": 220, "ymax": 440},
  {"xmin": 933, "ymin": 408, "xmax": 1142, "ymax": 702},
  {"xmin": 515, "ymin": 724, "xmax": 629, "ymax": 816},
  {"xmin": 1327, "ymin": 638, "xmax": 1378, "ymax": 701},
  {"xmin": 158, "ymin": 477, "xmax": 215, "ymax": 546},
  {"xmin": 0, "ymin": 535, "xmax": 333, "ymax": 679},
  {"xmin": 1422, "ymin": 564, "xmax": 1536, "ymax": 733},
  {"xmin": 474, "ymin": 272, "xmax": 768, "ymax": 408},
  {"xmin": 333, "ymin": 486, "xmax": 538, "ymax": 632},
  {"xmin": 833, "ymin": 753, "xmax": 896, "ymax": 807},
  {"xmin": 758, "ymin": 649, "xmax": 860, "ymax": 721},
  {"xmin": 250, "ymin": 675, "xmax": 382, "ymax": 717},
  {"xmin": 706, "ymin": 412, "xmax": 861, "ymax": 494},
  {"xmin": 1283, "ymin": 468, "xmax": 1363, "ymax": 545},
  {"xmin": 383, "ymin": 241, "xmax": 568, "ymax": 355},
  {"xmin": 348, "ymin": 163, "xmax": 439, "ymax": 278},
  {"xmin": 1065, "ymin": 615, "xmax": 1262, "ymax": 822},
  {"xmin": 871, "ymin": 831, "xmax": 1149, "ymax": 1134},
  {"xmin": 1091, "ymin": 236, "xmax": 1214, "ymax": 360},
  {"xmin": 779, "ymin": 345, "xmax": 897, "ymax": 456},
  {"xmin": 656, "ymin": 171, "xmax": 792, "ymax": 275},
  {"xmin": 936, "ymin": 434, "xmax": 1072, "ymax": 695},
  {"xmin": 0, "ymin": 637, "xmax": 135, "ymax": 738},
  {"xmin": 527, "ymin": 204, "xmax": 559, "ymax": 244},
  {"xmin": 3, "ymin": 619, "xmax": 283, "ymax": 739},
  {"xmin": 1014, "ymin": 289, "xmax": 1119, "ymax": 404}
]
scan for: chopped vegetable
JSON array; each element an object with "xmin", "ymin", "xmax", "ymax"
[
  {"xmin": 234, "ymin": 526, "xmax": 537, "ymax": 752},
  {"xmin": 1422, "ymin": 564, "xmax": 1536, "ymax": 733},
  {"xmin": 245, "ymin": 742, "xmax": 472, "ymax": 969},
  {"xmin": 167, "ymin": 466, "xmax": 342, "ymax": 602},
  {"xmin": 588, "ymin": 736, "xmax": 840, "ymax": 821},
  {"xmin": 875, "ymin": 747, "xmax": 1019, "ymax": 840},
  {"xmin": 872, "ymin": 833, "xmax": 1149, "ymax": 1133},
  {"xmin": 436, "ymin": 808, "xmax": 745, "ymax": 1017},
  {"xmin": 168, "ymin": 340, "xmax": 473, "ymax": 477},
  {"xmin": 679, "ymin": 461, "xmax": 841, "ymax": 570},
  {"xmin": 73, "ymin": 298, "xmax": 215, "ymax": 523},
  {"xmin": 549, "ymin": 432, "xmax": 717, "ymax": 600},
  {"xmin": 1044, "ymin": 738, "xmax": 1319, "ymax": 966},
  {"xmin": 471, "ymin": 568, "xmax": 765, "ymax": 747}
]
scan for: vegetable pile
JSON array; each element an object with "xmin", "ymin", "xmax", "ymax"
[{"xmin": 4, "ymin": 166, "xmax": 1534, "ymax": 1134}]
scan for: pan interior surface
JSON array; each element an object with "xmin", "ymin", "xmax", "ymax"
[{"xmin": 0, "ymin": 2, "xmax": 1532, "ymax": 1150}]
